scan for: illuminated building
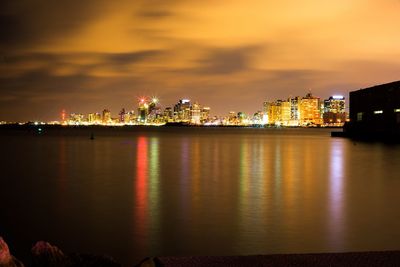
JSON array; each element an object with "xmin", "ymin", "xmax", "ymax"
[
  {"xmin": 125, "ymin": 111, "xmax": 135, "ymax": 123},
  {"xmin": 174, "ymin": 99, "xmax": 191, "ymax": 121},
  {"xmin": 227, "ymin": 111, "xmax": 237, "ymax": 125},
  {"xmin": 252, "ymin": 111, "xmax": 263, "ymax": 124},
  {"xmin": 265, "ymin": 101, "xmax": 275, "ymax": 124},
  {"xmin": 262, "ymin": 102, "xmax": 270, "ymax": 123},
  {"xmin": 237, "ymin": 112, "xmax": 246, "ymax": 124},
  {"xmin": 88, "ymin": 113, "xmax": 96, "ymax": 124},
  {"xmin": 323, "ymin": 95, "xmax": 346, "ymax": 126},
  {"xmin": 163, "ymin": 107, "xmax": 173, "ymax": 122},
  {"xmin": 119, "ymin": 108, "xmax": 126, "ymax": 123},
  {"xmin": 281, "ymin": 100, "xmax": 291, "ymax": 126},
  {"xmin": 61, "ymin": 109, "xmax": 66, "ymax": 124},
  {"xmin": 69, "ymin": 113, "xmax": 84, "ymax": 124},
  {"xmin": 191, "ymin": 102, "xmax": 201, "ymax": 124},
  {"xmin": 264, "ymin": 100, "xmax": 282, "ymax": 125},
  {"xmin": 102, "ymin": 109, "xmax": 111, "ymax": 124},
  {"xmin": 95, "ymin": 113, "xmax": 102, "ymax": 123},
  {"xmin": 289, "ymin": 97, "xmax": 300, "ymax": 126},
  {"xmin": 299, "ymin": 92, "xmax": 321, "ymax": 126},
  {"xmin": 148, "ymin": 98, "xmax": 163, "ymax": 123},
  {"xmin": 138, "ymin": 98, "xmax": 149, "ymax": 123},
  {"xmin": 201, "ymin": 107, "xmax": 210, "ymax": 122}
]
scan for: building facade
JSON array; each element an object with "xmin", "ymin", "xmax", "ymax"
[
  {"xmin": 348, "ymin": 80, "xmax": 400, "ymax": 135},
  {"xmin": 323, "ymin": 95, "xmax": 346, "ymax": 126}
]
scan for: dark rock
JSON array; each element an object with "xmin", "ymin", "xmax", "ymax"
[
  {"xmin": 0, "ymin": 237, "xmax": 24, "ymax": 267},
  {"xmin": 31, "ymin": 241, "xmax": 67, "ymax": 267},
  {"xmin": 31, "ymin": 241, "xmax": 120, "ymax": 267}
]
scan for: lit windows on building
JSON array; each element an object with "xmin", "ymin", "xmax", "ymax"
[
  {"xmin": 174, "ymin": 99, "xmax": 191, "ymax": 121},
  {"xmin": 299, "ymin": 92, "xmax": 321, "ymax": 126},
  {"xmin": 190, "ymin": 102, "xmax": 201, "ymax": 124},
  {"xmin": 201, "ymin": 107, "xmax": 210, "ymax": 122},
  {"xmin": 102, "ymin": 109, "xmax": 111, "ymax": 124},
  {"xmin": 357, "ymin": 112, "xmax": 363, "ymax": 121},
  {"xmin": 323, "ymin": 95, "xmax": 346, "ymax": 126}
]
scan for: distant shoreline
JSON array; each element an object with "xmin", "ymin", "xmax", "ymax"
[{"xmin": 0, "ymin": 123, "xmax": 343, "ymax": 130}]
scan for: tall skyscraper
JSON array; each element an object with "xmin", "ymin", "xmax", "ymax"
[
  {"xmin": 289, "ymin": 96, "xmax": 300, "ymax": 126},
  {"xmin": 102, "ymin": 109, "xmax": 111, "ymax": 124},
  {"xmin": 174, "ymin": 99, "xmax": 191, "ymax": 121},
  {"xmin": 164, "ymin": 107, "xmax": 174, "ymax": 122},
  {"xmin": 138, "ymin": 99, "xmax": 149, "ymax": 123},
  {"xmin": 119, "ymin": 108, "xmax": 126, "ymax": 123},
  {"xmin": 191, "ymin": 102, "xmax": 201, "ymax": 124},
  {"xmin": 88, "ymin": 113, "xmax": 96, "ymax": 124},
  {"xmin": 299, "ymin": 92, "xmax": 321, "ymax": 126},
  {"xmin": 201, "ymin": 107, "xmax": 210, "ymax": 123}
]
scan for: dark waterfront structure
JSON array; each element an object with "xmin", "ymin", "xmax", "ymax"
[{"xmin": 340, "ymin": 80, "xmax": 400, "ymax": 140}]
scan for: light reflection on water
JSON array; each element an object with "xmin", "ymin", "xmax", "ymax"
[
  {"xmin": 1, "ymin": 128, "xmax": 400, "ymax": 266},
  {"xmin": 329, "ymin": 140, "xmax": 345, "ymax": 248}
]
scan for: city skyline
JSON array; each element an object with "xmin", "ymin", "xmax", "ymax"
[
  {"xmin": 47, "ymin": 91, "xmax": 346, "ymax": 127},
  {"xmin": 1, "ymin": 0, "xmax": 400, "ymax": 121}
]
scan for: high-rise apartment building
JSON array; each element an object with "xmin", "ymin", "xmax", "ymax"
[
  {"xmin": 299, "ymin": 93, "xmax": 321, "ymax": 126},
  {"xmin": 264, "ymin": 100, "xmax": 288, "ymax": 125},
  {"xmin": 138, "ymin": 99, "xmax": 149, "ymax": 123},
  {"xmin": 174, "ymin": 99, "xmax": 191, "ymax": 121},
  {"xmin": 289, "ymin": 97, "xmax": 300, "ymax": 126},
  {"xmin": 201, "ymin": 107, "xmax": 210, "ymax": 123},
  {"xmin": 88, "ymin": 113, "xmax": 96, "ymax": 124},
  {"xmin": 119, "ymin": 108, "xmax": 126, "ymax": 123},
  {"xmin": 191, "ymin": 102, "xmax": 201, "ymax": 124},
  {"xmin": 163, "ymin": 107, "xmax": 173, "ymax": 122},
  {"xmin": 323, "ymin": 95, "xmax": 346, "ymax": 125},
  {"xmin": 102, "ymin": 109, "xmax": 111, "ymax": 124}
]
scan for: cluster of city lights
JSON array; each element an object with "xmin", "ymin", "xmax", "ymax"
[
  {"xmin": 1, "ymin": 93, "xmax": 348, "ymax": 127},
  {"xmin": 57, "ymin": 93, "xmax": 347, "ymax": 127}
]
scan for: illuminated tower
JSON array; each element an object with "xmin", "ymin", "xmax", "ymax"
[
  {"xmin": 174, "ymin": 99, "xmax": 191, "ymax": 121},
  {"xmin": 281, "ymin": 100, "xmax": 291, "ymax": 125},
  {"xmin": 148, "ymin": 97, "xmax": 162, "ymax": 123},
  {"xmin": 264, "ymin": 100, "xmax": 282, "ymax": 125},
  {"xmin": 119, "ymin": 108, "xmax": 126, "ymax": 123},
  {"xmin": 201, "ymin": 107, "xmax": 210, "ymax": 122},
  {"xmin": 289, "ymin": 96, "xmax": 300, "ymax": 126},
  {"xmin": 102, "ymin": 109, "xmax": 111, "ymax": 124},
  {"xmin": 61, "ymin": 109, "xmax": 66, "ymax": 124},
  {"xmin": 164, "ymin": 107, "xmax": 173, "ymax": 122},
  {"xmin": 88, "ymin": 113, "xmax": 96, "ymax": 124},
  {"xmin": 191, "ymin": 102, "xmax": 201, "ymax": 124},
  {"xmin": 95, "ymin": 113, "xmax": 102, "ymax": 123},
  {"xmin": 138, "ymin": 98, "xmax": 149, "ymax": 123}
]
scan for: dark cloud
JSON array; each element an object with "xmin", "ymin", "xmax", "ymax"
[
  {"xmin": 185, "ymin": 46, "xmax": 262, "ymax": 75},
  {"xmin": 0, "ymin": 50, "xmax": 165, "ymax": 78},
  {"xmin": 0, "ymin": 0, "xmax": 109, "ymax": 49},
  {"xmin": 104, "ymin": 50, "xmax": 163, "ymax": 66},
  {"xmin": 138, "ymin": 10, "xmax": 173, "ymax": 18}
]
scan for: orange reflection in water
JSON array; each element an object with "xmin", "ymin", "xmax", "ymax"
[
  {"xmin": 328, "ymin": 140, "xmax": 345, "ymax": 248},
  {"xmin": 135, "ymin": 136, "xmax": 149, "ymax": 247},
  {"xmin": 134, "ymin": 136, "xmax": 161, "ymax": 251}
]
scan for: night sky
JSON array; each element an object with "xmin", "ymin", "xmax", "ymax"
[{"xmin": 1, "ymin": 0, "xmax": 400, "ymax": 121}]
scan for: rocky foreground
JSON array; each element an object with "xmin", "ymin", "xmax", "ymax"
[
  {"xmin": 2, "ymin": 236, "xmax": 400, "ymax": 267},
  {"xmin": 0, "ymin": 237, "xmax": 119, "ymax": 267}
]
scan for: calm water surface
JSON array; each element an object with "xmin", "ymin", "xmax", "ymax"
[{"xmin": 1, "ymin": 127, "xmax": 400, "ymax": 266}]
